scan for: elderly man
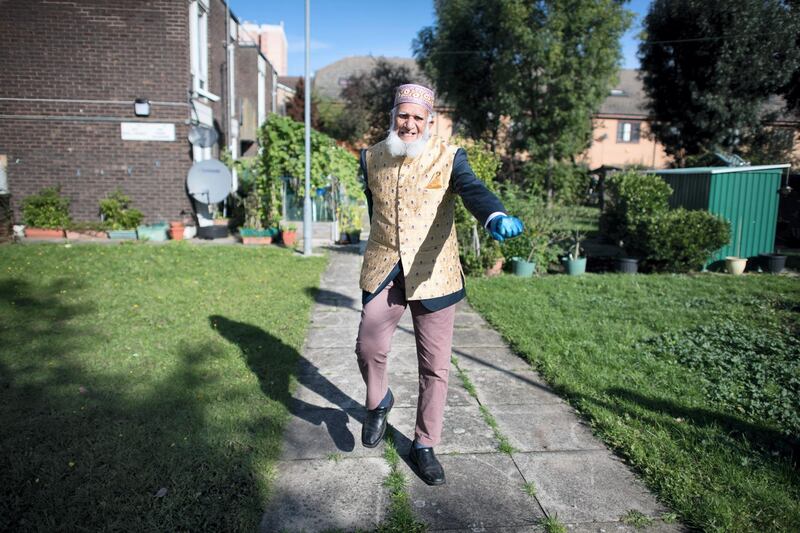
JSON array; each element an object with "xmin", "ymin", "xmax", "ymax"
[{"xmin": 355, "ymin": 83, "xmax": 523, "ymax": 485}]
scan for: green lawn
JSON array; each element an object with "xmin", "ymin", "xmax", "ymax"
[
  {"xmin": 467, "ymin": 272, "xmax": 799, "ymax": 533},
  {"xmin": 0, "ymin": 242, "xmax": 327, "ymax": 531}
]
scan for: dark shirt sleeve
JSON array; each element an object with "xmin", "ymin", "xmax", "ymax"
[
  {"xmin": 359, "ymin": 149, "xmax": 373, "ymax": 222},
  {"xmin": 450, "ymin": 148, "xmax": 506, "ymax": 226}
]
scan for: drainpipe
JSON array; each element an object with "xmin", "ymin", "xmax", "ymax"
[{"xmin": 226, "ymin": 2, "xmax": 238, "ymax": 193}]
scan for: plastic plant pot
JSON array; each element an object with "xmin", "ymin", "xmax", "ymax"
[
  {"xmin": 563, "ymin": 257, "xmax": 587, "ymax": 276},
  {"xmin": 615, "ymin": 257, "xmax": 638, "ymax": 274},
  {"xmin": 513, "ymin": 259, "xmax": 536, "ymax": 277},
  {"xmin": 759, "ymin": 253, "xmax": 786, "ymax": 274},
  {"xmin": 725, "ymin": 256, "xmax": 747, "ymax": 275}
]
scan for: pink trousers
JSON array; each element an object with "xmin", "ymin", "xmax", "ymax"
[{"xmin": 355, "ymin": 273, "xmax": 456, "ymax": 447}]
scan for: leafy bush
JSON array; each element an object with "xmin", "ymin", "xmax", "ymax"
[
  {"xmin": 99, "ymin": 190, "xmax": 143, "ymax": 230},
  {"xmin": 644, "ymin": 320, "xmax": 800, "ymax": 436},
  {"xmin": 600, "ymin": 169, "xmax": 672, "ymax": 243},
  {"xmin": 636, "ymin": 208, "xmax": 730, "ymax": 272},
  {"xmin": 21, "ymin": 186, "xmax": 71, "ymax": 228},
  {"xmin": 452, "ymin": 137, "xmax": 504, "ymax": 275},
  {"xmin": 519, "ymin": 160, "xmax": 592, "ymax": 205},
  {"xmin": 498, "ymin": 183, "xmax": 566, "ymax": 272}
]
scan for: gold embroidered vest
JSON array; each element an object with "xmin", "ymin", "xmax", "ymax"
[{"xmin": 360, "ymin": 135, "xmax": 463, "ymax": 300}]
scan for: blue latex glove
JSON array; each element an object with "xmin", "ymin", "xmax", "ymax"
[{"xmin": 487, "ymin": 215, "xmax": 524, "ymax": 242}]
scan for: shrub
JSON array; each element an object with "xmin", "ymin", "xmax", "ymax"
[
  {"xmin": 498, "ymin": 184, "xmax": 567, "ymax": 272},
  {"xmin": 636, "ymin": 208, "xmax": 730, "ymax": 272},
  {"xmin": 519, "ymin": 160, "xmax": 592, "ymax": 205},
  {"xmin": 99, "ymin": 189, "xmax": 144, "ymax": 230},
  {"xmin": 452, "ymin": 137, "xmax": 504, "ymax": 275},
  {"xmin": 21, "ymin": 186, "xmax": 71, "ymax": 228},
  {"xmin": 600, "ymin": 169, "xmax": 672, "ymax": 243}
]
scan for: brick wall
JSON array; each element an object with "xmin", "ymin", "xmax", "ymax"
[{"xmin": 0, "ymin": 0, "xmax": 195, "ymax": 223}]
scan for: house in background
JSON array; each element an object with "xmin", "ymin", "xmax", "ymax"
[
  {"xmin": 0, "ymin": 0, "xmax": 278, "ymax": 223},
  {"xmin": 582, "ymin": 69, "xmax": 670, "ymax": 169}
]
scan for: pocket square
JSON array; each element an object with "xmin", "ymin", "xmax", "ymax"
[{"xmin": 425, "ymin": 171, "xmax": 443, "ymax": 189}]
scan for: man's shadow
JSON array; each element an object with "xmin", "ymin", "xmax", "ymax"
[
  {"xmin": 210, "ymin": 315, "xmax": 363, "ymax": 452},
  {"xmin": 210, "ymin": 315, "xmax": 413, "ymax": 454}
]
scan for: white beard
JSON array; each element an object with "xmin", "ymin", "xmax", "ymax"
[{"xmin": 386, "ymin": 126, "xmax": 431, "ymax": 159}]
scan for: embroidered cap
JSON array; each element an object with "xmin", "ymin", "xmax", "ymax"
[{"xmin": 394, "ymin": 83, "xmax": 435, "ymax": 114}]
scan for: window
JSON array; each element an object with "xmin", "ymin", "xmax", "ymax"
[
  {"xmin": 617, "ymin": 121, "xmax": 641, "ymax": 143},
  {"xmin": 190, "ymin": 1, "xmax": 218, "ymax": 100}
]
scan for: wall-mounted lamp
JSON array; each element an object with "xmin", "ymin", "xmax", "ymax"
[{"xmin": 133, "ymin": 98, "xmax": 151, "ymax": 117}]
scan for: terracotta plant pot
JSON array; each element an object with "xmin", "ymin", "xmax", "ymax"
[
  {"xmin": 242, "ymin": 236, "xmax": 272, "ymax": 245},
  {"xmin": 282, "ymin": 230, "xmax": 297, "ymax": 246},
  {"xmin": 25, "ymin": 227, "xmax": 65, "ymax": 239},
  {"xmin": 485, "ymin": 258, "xmax": 505, "ymax": 277},
  {"xmin": 169, "ymin": 222, "xmax": 185, "ymax": 241},
  {"xmin": 725, "ymin": 256, "xmax": 747, "ymax": 275}
]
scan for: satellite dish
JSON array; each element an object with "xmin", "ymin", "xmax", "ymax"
[
  {"xmin": 188, "ymin": 125, "xmax": 219, "ymax": 148},
  {"xmin": 187, "ymin": 159, "xmax": 232, "ymax": 204}
]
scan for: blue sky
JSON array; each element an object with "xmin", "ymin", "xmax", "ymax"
[{"xmin": 230, "ymin": 0, "xmax": 651, "ymax": 76}]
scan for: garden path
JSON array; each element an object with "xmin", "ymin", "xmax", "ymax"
[{"xmin": 260, "ymin": 246, "xmax": 682, "ymax": 532}]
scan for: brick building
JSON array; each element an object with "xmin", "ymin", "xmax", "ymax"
[{"xmin": 0, "ymin": 0, "xmax": 278, "ymax": 223}]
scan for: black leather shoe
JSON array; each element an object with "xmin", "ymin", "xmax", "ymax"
[
  {"xmin": 409, "ymin": 445, "xmax": 446, "ymax": 485},
  {"xmin": 361, "ymin": 394, "xmax": 393, "ymax": 448}
]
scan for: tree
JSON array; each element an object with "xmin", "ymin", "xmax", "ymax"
[
  {"xmin": 415, "ymin": 0, "xmax": 632, "ymax": 202},
  {"xmin": 639, "ymin": 0, "xmax": 800, "ymax": 166},
  {"xmin": 285, "ymin": 78, "xmax": 320, "ymax": 129}
]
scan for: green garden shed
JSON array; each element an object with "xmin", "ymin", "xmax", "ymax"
[{"xmin": 652, "ymin": 164, "xmax": 790, "ymax": 264}]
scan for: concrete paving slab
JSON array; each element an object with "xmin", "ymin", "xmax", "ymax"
[
  {"xmin": 466, "ymin": 367, "xmax": 565, "ymax": 407},
  {"xmin": 491, "ymin": 403, "xmax": 605, "ymax": 452},
  {"xmin": 280, "ymin": 404, "xmax": 384, "ymax": 460},
  {"xmin": 453, "ymin": 345, "xmax": 531, "ymax": 373},
  {"xmin": 294, "ymin": 370, "xmax": 476, "ymax": 415},
  {"xmin": 563, "ymin": 520, "xmax": 684, "ymax": 533},
  {"xmin": 305, "ymin": 323, "xmax": 418, "ymax": 348},
  {"xmin": 293, "ymin": 372, "xmax": 363, "ymax": 410},
  {"xmin": 452, "ymin": 326, "xmax": 508, "ymax": 348},
  {"xmin": 389, "ymin": 405, "xmax": 498, "ymax": 455},
  {"xmin": 296, "ymin": 349, "xmax": 359, "ymax": 374},
  {"xmin": 259, "ymin": 457, "xmax": 389, "ymax": 532},
  {"xmin": 513, "ymin": 450, "xmax": 670, "ymax": 523},
  {"xmin": 404, "ymin": 453, "xmax": 544, "ymax": 530}
]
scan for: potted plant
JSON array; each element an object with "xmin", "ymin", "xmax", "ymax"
[
  {"xmin": 66, "ymin": 221, "xmax": 108, "ymax": 241},
  {"xmin": 725, "ymin": 220, "xmax": 747, "ymax": 275},
  {"xmin": 281, "ymin": 223, "xmax": 298, "ymax": 246},
  {"xmin": 612, "ymin": 239, "xmax": 639, "ymax": 273},
  {"xmin": 561, "ymin": 230, "xmax": 587, "ymax": 276},
  {"xmin": 240, "ymin": 226, "xmax": 278, "ymax": 245},
  {"xmin": 169, "ymin": 220, "xmax": 185, "ymax": 241},
  {"xmin": 99, "ymin": 189, "xmax": 143, "ymax": 239},
  {"xmin": 21, "ymin": 186, "xmax": 71, "ymax": 239},
  {"xmin": 758, "ymin": 252, "xmax": 786, "ymax": 274}
]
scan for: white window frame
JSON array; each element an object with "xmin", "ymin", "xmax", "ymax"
[
  {"xmin": 257, "ymin": 57, "xmax": 267, "ymax": 127},
  {"xmin": 190, "ymin": 0, "xmax": 219, "ymax": 101}
]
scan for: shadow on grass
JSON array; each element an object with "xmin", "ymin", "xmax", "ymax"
[
  {"xmin": 1, "ymin": 279, "xmax": 278, "ymax": 530},
  {"xmin": 210, "ymin": 315, "xmax": 365, "ymax": 455},
  {"xmin": 603, "ymin": 387, "xmax": 800, "ymax": 462}
]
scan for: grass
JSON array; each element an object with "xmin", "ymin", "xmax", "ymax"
[
  {"xmin": 467, "ymin": 271, "xmax": 800, "ymax": 532},
  {"xmin": 541, "ymin": 514, "xmax": 567, "ymax": 533},
  {"xmin": 522, "ymin": 481, "xmax": 537, "ymax": 498},
  {"xmin": 0, "ymin": 242, "xmax": 327, "ymax": 531},
  {"xmin": 451, "ymin": 356, "xmax": 516, "ymax": 455},
  {"xmin": 376, "ymin": 433, "xmax": 427, "ymax": 533},
  {"xmin": 621, "ymin": 509, "xmax": 653, "ymax": 528}
]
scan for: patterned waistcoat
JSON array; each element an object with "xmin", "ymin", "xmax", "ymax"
[{"xmin": 360, "ymin": 135, "xmax": 463, "ymax": 300}]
